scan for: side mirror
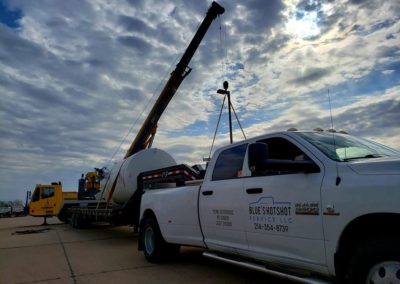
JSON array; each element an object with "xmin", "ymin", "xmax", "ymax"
[{"xmin": 248, "ymin": 142, "xmax": 269, "ymax": 173}]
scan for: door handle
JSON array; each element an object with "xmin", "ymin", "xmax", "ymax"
[
  {"xmin": 246, "ymin": 188, "xmax": 263, "ymax": 194},
  {"xmin": 202, "ymin": 190, "xmax": 213, "ymax": 196}
]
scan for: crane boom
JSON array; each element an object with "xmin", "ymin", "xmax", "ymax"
[{"xmin": 124, "ymin": 1, "xmax": 225, "ymax": 159}]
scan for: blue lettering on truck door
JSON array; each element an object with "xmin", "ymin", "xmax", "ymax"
[{"xmin": 244, "ymin": 136, "xmax": 326, "ymax": 265}]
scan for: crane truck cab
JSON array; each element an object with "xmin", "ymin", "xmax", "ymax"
[
  {"xmin": 29, "ymin": 171, "xmax": 103, "ymax": 223},
  {"xmin": 29, "ymin": 182, "xmax": 77, "ymax": 218}
]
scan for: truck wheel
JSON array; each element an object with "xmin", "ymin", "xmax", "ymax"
[
  {"xmin": 347, "ymin": 239, "xmax": 400, "ymax": 284},
  {"xmin": 141, "ymin": 218, "xmax": 168, "ymax": 263},
  {"xmin": 58, "ymin": 208, "xmax": 69, "ymax": 223}
]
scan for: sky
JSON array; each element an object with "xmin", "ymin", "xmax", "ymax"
[{"xmin": 0, "ymin": 0, "xmax": 399, "ymax": 201}]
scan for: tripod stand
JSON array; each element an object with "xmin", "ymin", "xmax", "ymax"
[{"xmin": 206, "ymin": 81, "xmax": 246, "ymax": 161}]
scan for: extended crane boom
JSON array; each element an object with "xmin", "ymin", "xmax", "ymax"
[
  {"xmin": 28, "ymin": 2, "xmax": 225, "ymax": 227},
  {"xmin": 124, "ymin": 1, "xmax": 225, "ymax": 159}
]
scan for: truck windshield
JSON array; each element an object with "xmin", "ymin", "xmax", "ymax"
[{"xmin": 298, "ymin": 132, "xmax": 400, "ymax": 162}]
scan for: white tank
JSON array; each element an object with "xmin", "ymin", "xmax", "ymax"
[{"xmin": 101, "ymin": 148, "xmax": 176, "ymax": 205}]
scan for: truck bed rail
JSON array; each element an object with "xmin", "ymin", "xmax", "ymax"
[{"xmin": 139, "ymin": 164, "xmax": 203, "ymax": 189}]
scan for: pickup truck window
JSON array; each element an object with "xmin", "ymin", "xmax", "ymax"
[
  {"xmin": 252, "ymin": 137, "xmax": 313, "ymax": 176},
  {"xmin": 298, "ymin": 132, "xmax": 400, "ymax": 161},
  {"xmin": 212, "ymin": 144, "xmax": 247, "ymax": 181},
  {"xmin": 257, "ymin": 137, "xmax": 308, "ymax": 161}
]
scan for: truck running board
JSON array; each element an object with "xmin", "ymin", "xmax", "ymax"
[{"xmin": 203, "ymin": 252, "xmax": 331, "ymax": 284}]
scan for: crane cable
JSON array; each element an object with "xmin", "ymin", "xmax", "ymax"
[
  {"xmin": 206, "ymin": 15, "xmax": 246, "ymax": 160},
  {"xmin": 231, "ymin": 103, "xmax": 247, "ymax": 139},
  {"xmin": 105, "ymin": 17, "xmax": 204, "ymax": 168},
  {"xmin": 206, "ymin": 14, "xmax": 229, "ymax": 161},
  {"xmin": 218, "ymin": 14, "xmax": 246, "ymax": 140},
  {"xmin": 208, "ymin": 94, "xmax": 226, "ymax": 160},
  {"xmin": 218, "ymin": 14, "xmax": 228, "ymax": 81},
  {"xmin": 105, "ymin": 73, "xmax": 168, "ymax": 168}
]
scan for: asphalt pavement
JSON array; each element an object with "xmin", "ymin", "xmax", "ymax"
[{"xmin": 0, "ymin": 216, "xmax": 291, "ymax": 284}]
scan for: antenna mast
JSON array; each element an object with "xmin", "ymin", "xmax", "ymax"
[{"xmin": 327, "ymin": 88, "xmax": 341, "ymax": 186}]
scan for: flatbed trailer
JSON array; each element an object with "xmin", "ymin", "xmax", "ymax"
[
  {"xmin": 68, "ymin": 164, "xmax": 203, "ymax": 229},
  {"xmin": 139, "ymin": 164, "xmax": 203, "ymax": 189}
]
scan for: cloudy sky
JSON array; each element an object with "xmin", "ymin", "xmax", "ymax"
[{"xmin": 1, "ymin": 0, "xmax": 399, "ymax": 201}]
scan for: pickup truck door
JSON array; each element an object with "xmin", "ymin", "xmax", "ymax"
[
  {"xmin": 243, "ymin": 136, "xmax": 327, "ymax": 270},
  {"xmin": 199, "ymin": 143, "xmax": 248, "ymax": 254}
]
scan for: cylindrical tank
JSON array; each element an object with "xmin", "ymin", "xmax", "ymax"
[{"xmin": 101, "ymin": 148, "xmax": 176, "ymax": 205}]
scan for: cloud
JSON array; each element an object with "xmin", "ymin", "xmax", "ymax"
[
  {"xmin": 118, "ymin": 35, "xmax": 153, "ymax": 53},
  {"xmin": 289, "ymin": 67, "xmax": 331, "ymax": 85},
  {"xmin": 0, "ymin": 25, "xmax": 45, "ymax": 66},
  {"xmin": 0, "ymin": 0, "xmax": 399, "ymax": 201},
  {"xmin": 118, "ymin": 15, "xmax": 151, "ymax": 33}
]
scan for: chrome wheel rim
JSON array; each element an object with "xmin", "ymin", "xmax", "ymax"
[
  {"xmin": 367, "ymin": 261, "xmax": 400, "ymax": 284},
  {"xmin": 144, "ymin": 226, "xmax": 155, "ymax": 255}
]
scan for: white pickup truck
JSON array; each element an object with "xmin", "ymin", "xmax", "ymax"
[{"xmin": 138, "ymin": 130, "xmax": 400, "ymax": 284}]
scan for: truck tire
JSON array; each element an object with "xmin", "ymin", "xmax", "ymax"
[
  {"xmin": 141, "ymin": 217, "xmax": 179, "ymax": 262},
  {"xmin": 58, "ymin": 208, "xmax": 69, "ymax": 223},
  {"xmin": 347, "ymin": 238, "xmax": 400, "ymax": 284}
]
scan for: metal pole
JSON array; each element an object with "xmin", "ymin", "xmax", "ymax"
[
  {"xmin": 227, "ymin": 91, "xmax": 233, "ymax": 144},
  {"xmin": 25, "ymin": 191, "xmax": 30, "ymax": 215},
  {"xmin": 217, "ymin": 81, "xmax": 233, "ymax": 144}
]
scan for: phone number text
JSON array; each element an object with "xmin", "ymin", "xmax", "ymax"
[{"xmin": 253, "ymin": 223, "xmax": 289, "ymax": 233}]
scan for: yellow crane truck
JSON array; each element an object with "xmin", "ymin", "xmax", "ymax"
[
  {"xmin": 29, "ymin": 182, "xmax": 78, "ymax": 222},
  {"xmin": 29, "ymin": 169, "xmax": 103, "ymax": 222}
]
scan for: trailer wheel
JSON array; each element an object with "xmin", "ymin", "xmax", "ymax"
[
  {"xmin": 141, "ymin": 218, "xmax": 169, "ymax": 262},
  {"xmin": 71, "ymin": 212, "xmax": 86, "ymax": 229},
  {"xmin": 347, "ymin": 238, "xmax": 400, "ymax": 284},
  {"xmin": 71, "ymin": 213, "xmax": 77, "ymax": 228}
]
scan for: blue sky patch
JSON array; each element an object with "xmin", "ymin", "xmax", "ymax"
[
  {"xmin": 310, "ymin": 63, "xmax": 400, "ymax": 110},
  {"xmin": 229, "ymin": 62, "xmax": 245, "ymax": 70},
  {"xmin": 0, "ymin": 1, "xmax": 22, "ymax": 28}
]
